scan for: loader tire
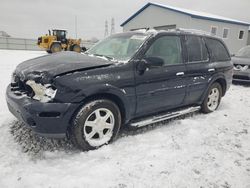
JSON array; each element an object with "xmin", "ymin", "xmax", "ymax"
[
  {"xmin": 72, "ymin": 45, "xmax": 81, "ymax": 53},
  {"xmin": 50, "ymin": 43, "xmax": 62, "ymax": 53}
]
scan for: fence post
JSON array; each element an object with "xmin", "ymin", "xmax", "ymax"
[{"xmin": 24, "ymin": 39, "xmax": 27, "ymax": 50}]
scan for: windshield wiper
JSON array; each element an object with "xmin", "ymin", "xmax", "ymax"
[{"xmin": 93, "ymin": 54, "xmax": 114, "ymax": 61}]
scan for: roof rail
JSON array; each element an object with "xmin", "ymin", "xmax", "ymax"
[
  {"xmin": 172, "ymin": 28, "xmax": 214, "ymax": 36},
  {"xmin": 128, "ymin": 28, "xmax": 218, "ymax": 38}
]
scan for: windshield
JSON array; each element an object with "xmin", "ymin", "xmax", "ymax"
[
  {"xmin": 87, "ymin": 33, "xmax": 149, "ymax": 61},
  {"xmin": 53, "ymin": 30, "xmax": 66, "ymax": 37},
  {"xmin": 236, "ymin": 46, "xmax": 250, "ymax": 58}
]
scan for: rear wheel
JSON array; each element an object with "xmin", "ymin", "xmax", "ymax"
[
  {"xmin": 70, "ymin": 99, "xmax": 121, "ymax": 151},
  {"xmin": 50, "ymin": 43, "xmax": 62, "ymax": 53},
  {"xmin": 201, "ymin": 82, "xmax": 222, "ymax": 113},
  {"xmin": 72, "ymin": 44, "xmax": 81, "ymax": 53}
]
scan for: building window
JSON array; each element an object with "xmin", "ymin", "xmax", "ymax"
[
  {"xmin": 239, "ymin": 30, "xmax": 244, "ymax": 39},
  {"xmin": 211, "ymin": 26, "xmax": 217, "ymax": 35},
  {"xmin": 223, "ymin": 28, "xmax": 229, "ymax": 39}
]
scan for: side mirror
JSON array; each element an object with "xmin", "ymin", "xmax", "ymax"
[
  {"xmin": 144, "ymin": 57, "xmax": 164, "ymax": 67},
  {"xmin": 137, "ymin": 57, "xmax": 164, "ymax": 75}
]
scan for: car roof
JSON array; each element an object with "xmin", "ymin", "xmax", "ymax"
[
  {"xmin": 110, "ymin": 29, "xmax": 222, "ymax": 43},
  {"xmin": 117, "ymin": 29, "xmax": 219, "ymax": 39},
  {"xmin": 52, "ymin": 29, "xmax": 67, "ymax": 31}
]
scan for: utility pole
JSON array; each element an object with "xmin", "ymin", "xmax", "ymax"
[
  {"xmin": 110, "ymin": 18, "xmax": 115, "ymax": 35},
  {"xmin": 104, "ymin": 20, "xmax": 109, "ymax": 37},
  {"xmin": 75, "ymin": 15, "xmax": 78, "ymax": 38}
]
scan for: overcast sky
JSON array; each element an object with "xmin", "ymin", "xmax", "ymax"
[{"xmin": 1, "ymin": 0, "xmax": 250, "ymax": 40}]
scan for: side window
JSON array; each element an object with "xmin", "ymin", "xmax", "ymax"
[
  {"xmin": 145, "ymin": 36, "xmax": 182, "ymax": 66},
  {"xmin": 185, "ymin": 35, "xmax": 208, "ymax": 62},
  {"xmin": 239, "ymin": 30, "xmax": 244, "ymax": 39},
  {"xmin": 223, "ymin": 28, "xmax": 229, "ymax": 39},
  {"xmin": 205, "ymin": 38, "xmax": 230, "ymax": 62},
  {"xmin": 211, "ymin": 26, "xmax": 217, "ymax": 35}
]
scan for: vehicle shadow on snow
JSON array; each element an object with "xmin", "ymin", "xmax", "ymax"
[
  {"xmin": 10, "ymin": 112, "xmax": 199, "ymax": 156},
  {"xmin": 232, "ymin": 81, "xmax": 250, "ymax": 87}
]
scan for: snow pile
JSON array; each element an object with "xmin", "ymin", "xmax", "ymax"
[
  {"xmin": 0, "ymin": 50, "xmax": 249, "ymax": 188},
  {"xmin": 9, "ymin": 121, "xmax": 74, "ymax": 155}
]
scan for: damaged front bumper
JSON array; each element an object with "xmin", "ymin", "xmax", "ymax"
[
  {"xmin": 233, "ymin": 70, "xmax": 250, "ymax": 82},
  {"xmin": 6, "ymin": 84, "xmax": 78, "ymax": 138}
]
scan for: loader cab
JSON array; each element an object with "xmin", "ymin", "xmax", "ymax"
[{"xmin": 52, "ymin": 29, "xmax": 67, "ymax": 43}]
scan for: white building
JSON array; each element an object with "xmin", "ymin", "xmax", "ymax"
[
  {"xmin": 121, "ymin": 2, "xmax": 250, "ymax": 53},
  {"xmin": 248, "ymin": 27, "xmax": 250, "ymax": 45}
]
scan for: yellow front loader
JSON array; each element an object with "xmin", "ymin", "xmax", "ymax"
[{"xmin": 37, "ymin": 29, "xmax": 82, "ymax": 53}]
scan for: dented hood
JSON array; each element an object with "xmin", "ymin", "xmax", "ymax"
[{"xmin": 15, "ymin": 52, "xmax": 112, "ymax": 82}]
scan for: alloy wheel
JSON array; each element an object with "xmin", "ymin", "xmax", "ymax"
[
  {"xmin": 83, "ymin": 108, "xmax": 115, "ymax": 147},
  {"xmin": 207, "ymin": 88, "xmax": 220, "ymax": 111}
]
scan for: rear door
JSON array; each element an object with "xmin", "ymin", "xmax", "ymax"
[
  {"xmin": 134, "ymin": 34, "xmax": 187, "ymax": 116},
  {"xmin": 183, "ymin": 35, "xmax": 232, "ymax": 105},
  {"xmin": 183, "ymin": 35, "xmax": 213, "ymax": 105}
]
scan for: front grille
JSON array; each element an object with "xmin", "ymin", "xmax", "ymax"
[{"xmin": 11, "ymin": 75, "xmax": 34, "ymax": 97}]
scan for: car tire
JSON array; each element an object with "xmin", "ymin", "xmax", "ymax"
[
  {"xmin": 201, "ymin": 82, "xmax": 222, "ymax": 113},
  {"xmin": 50, "ymin": 43, "xmax": 62, "ymax": 53},
  {"xmin": 70, "ymin": 99, "xmax": 121, "ymax": 151},
  {"xmin": 81, "ymin": 46, "xmax": 87, "ymax": 52}
]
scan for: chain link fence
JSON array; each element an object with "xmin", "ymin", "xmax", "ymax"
[{"xmin": 0, "ymin": 37, "xmax": 95, "ymax": 51}]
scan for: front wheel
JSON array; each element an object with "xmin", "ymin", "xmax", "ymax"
[
  {"xmin": 70, "ymin": 99, "xmax": 121, "ymax": 151},
  {"xmin": 201, "ymin": 82, "xmax": 222, "ymax": 113}
]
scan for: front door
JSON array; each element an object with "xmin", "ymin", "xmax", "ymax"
[{"xmin": 135, "ymin": 35, "xmax": 187, "ymax": 116}]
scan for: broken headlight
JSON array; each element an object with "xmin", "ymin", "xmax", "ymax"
[
  {"xmin": 11, "ymin": 72, "xmax": 17, "ymax": 84},
  {"xmin": 26, "ymin": 80, "xmax": 57, "ymax": 103}
]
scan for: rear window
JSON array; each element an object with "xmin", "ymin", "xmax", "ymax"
[
  {"xmin": 205, "ymin": 38, "xmax": 230, "ymax": 62},
  {"xmin": 185, "ymin": 35, "xmax": 208, "ymax": 63}
]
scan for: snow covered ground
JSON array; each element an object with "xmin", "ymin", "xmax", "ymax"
[{"xmin": 0, "ymin": 50, "xmax": 249, "ymax": 188}]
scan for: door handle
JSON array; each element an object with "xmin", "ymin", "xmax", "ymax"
[
  {"xmin": 208, "ymin": 68, "xmax": 215, "ymax": 72},
  {"xmin": 176, "ymin": 72, "xmax": 185, "ymax": 76}
]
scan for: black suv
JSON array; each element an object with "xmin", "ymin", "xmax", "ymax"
[{"xmin": 6, "ymin": 30, "xmax": 233, "ymax": 150}]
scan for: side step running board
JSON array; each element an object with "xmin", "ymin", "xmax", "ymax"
[{"xmin": 130, "ymin": 106, "xmax": 201, "ymax": 128}]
